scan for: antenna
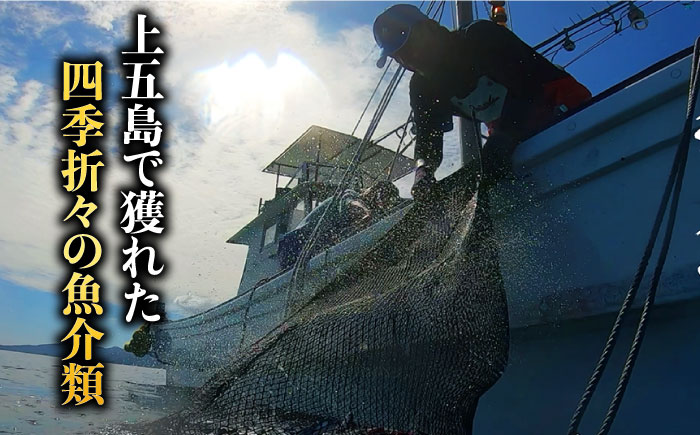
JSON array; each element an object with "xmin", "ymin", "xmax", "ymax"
[{"xmin": 534, "ymin": 1, "xmax": 627, "ymax": 51}]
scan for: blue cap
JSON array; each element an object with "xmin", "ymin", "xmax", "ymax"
[{"xmin": 373, "ymin": 4, "xmax": 429, "ymax": 68}]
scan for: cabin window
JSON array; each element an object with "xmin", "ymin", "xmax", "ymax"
[
  {"xmin": 263, "ymin": 222, "xmax": 276, "ymax": 247},
  {"xmin": 288, "ymin": 201, "xmax": 306, "ymax": 231}
]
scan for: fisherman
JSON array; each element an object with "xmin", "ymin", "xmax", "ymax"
[
  {"xmin": 359, "ymin": 180, "xmax": 402, "ymax": 217},
  {"xmin": 373, "ymin": 4, "xmax": 592, "ymax": 199},
  {"xmin": 278, "ymin": 181, "xmax": 401, "ymax": 269}
]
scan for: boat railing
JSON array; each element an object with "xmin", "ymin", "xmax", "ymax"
[{"xmin": 154, "ymin": 199, "xmax": 413, "ymax": 332}]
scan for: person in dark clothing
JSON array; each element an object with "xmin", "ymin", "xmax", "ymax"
[{"xmin": 373, "ymin": 4, "xmax": 591, "ymax": 199}]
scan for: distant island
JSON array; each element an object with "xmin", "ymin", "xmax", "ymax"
[{"xmin": 0, "ymin": 343, "xmax": 164, "ymax": 368}]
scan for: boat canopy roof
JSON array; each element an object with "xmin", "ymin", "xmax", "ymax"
[{"xmin": 263, "ymin": 125, "xmax": 415, "ymax": 184}]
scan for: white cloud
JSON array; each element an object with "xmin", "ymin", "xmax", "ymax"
[
  {"xmin": 0, "ymin": 2, "xmax": 450, "ymax": 319},
  {"xmin": 0, "ymin": 77, "xmax": 63, "ymax": 293},
  {"xmin": 0, "ymin": 66, "xmax": 18, "ymax": 104},
  {"xmin": 75, "ymin": 1, "xmax": 131, "ymax": 32},
  {"xmin": 0, "ymin": 2, "xmax": 72, "ymax": 37},
  {"xmin": 7, "ymin": 80, "xmax": 44, "ymax": 121}
]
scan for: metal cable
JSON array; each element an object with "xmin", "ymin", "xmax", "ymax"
[
  {"xmin": 538, "ymin": 1, "xmax": 659, "ymax": 57},
  {"xmin": 373, "ymin": 121, "xmax": 411, "ymax": 144},
  {"xmin": 567, "ymin": 37, "xmax": 700, "ymax": 435},
  {"xmin": 538, "ymin": 8, "xmax": 623, "ymax": 59},
  {"xmin": 352, "ymin": 63, "xmax": 392, "ymax": 137},
  {"xmin": 385, "ymin": 111, "xmax": 413, "ymax": 181},
  {"xmin": 539, "ymin": 7, "xmax": 622, "ymax": 58},
  {"xmin": 350, "ymin": 0, "xmax": 446, "ymax": 136},
  {"xmin": 289, "ymin": 40, "xmax": 416, "ymax": 309},
  {"xmin": 563, "ymin": 30, "xmax": 617, "ymax": 68},
  {"xmin": 535, "ymin": 1, "xmax": 627, "ymax": 53},
  {"xmin": 289, "ymin": 1, "xmax": 446, "ymax": 298},
  {"xmin": 596, "ymin": 37, "xmax": 699, "ymax": 435},
  {"xmin": 542, "ymin": 2, "xmax": 677, "ymax": 67},
  {"xmin": 564, "ymin": 2, "xmax": 679, "ymax": 69},
  {"xmin": 384, "ymin": 1, "xmax": 445, "ymax": 182}
]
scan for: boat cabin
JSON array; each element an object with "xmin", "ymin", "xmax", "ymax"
[{"xmin": 227, "ymin": 125, "xmax": 414, "ymax": 292}]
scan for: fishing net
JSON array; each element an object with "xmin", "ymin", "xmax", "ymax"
[{"xmin": 138, "ymin": 168, "xmax": 509, "ymax": 435}]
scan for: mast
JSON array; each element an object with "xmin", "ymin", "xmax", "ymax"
[
  {"xmin": 454, "ymin": 1, "xmax": 475, "ymax": 29},
  {"xmin": 453, "ymin": 1, "xmax": 481, "ymax": 169}
]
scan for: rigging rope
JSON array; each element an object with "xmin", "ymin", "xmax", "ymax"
[
  {"xmin": 351, "ymin": 62, "xmax": 393, "ymax": 137},
  {"xmin": 535, "ymin": 2, "xmax": 627, "ymax": 54},
  {"xmin": 384, "ymin": 0, "xmax": 447, "ymax": 182},
  {"xmin": 567, "ymin": 36, "xmax": 700, "ymax": 435},
  {"xmin": 288, "ymin": 1, "xmax": 446, "ymax": 314},
  {"xmin": 324, "ymin": 0, "xmax": 443, "ymax": 187},
  {"xmin": 373, "ymin": 121, "xmax": 411, "ymax": 144},
  {"xmin": 562, "ymin": 30, "xmax": 617, "ymax": 68},
  {"xmin": 385, "ymin": 111, "xmax": 413, "ymax": 181},
  {"xmin": 288, "ymin": 63, "xmax": 406, "ymax": 313},
  {"xmin": 595, "ymin": 36, "xmax": 700, "ymax": 435},
  {"xmin": 563, "ymin": 2, "xmax": 680, "ymax": 69},
  {"xmin": 539, "ymin": 2, "xmax": 680, "ymax": 67}
]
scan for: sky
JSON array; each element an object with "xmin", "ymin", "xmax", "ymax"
[{"xmin": 0, "ymin": 1, "xmax": 698, "ymax": 348}]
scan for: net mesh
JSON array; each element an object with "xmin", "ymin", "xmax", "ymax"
[{"xmin": 138, "ymin": 170, "xmax": 509, "ymax": 435}]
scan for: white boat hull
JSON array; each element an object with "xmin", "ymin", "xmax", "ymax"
[{"xmin": 151, "ymin": 50, "xmax": 700, "ymax": 432}]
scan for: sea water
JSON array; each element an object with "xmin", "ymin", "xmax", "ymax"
[{"xmin": 0, "ymin": 349, "xmax": 181, "ymax": 434}]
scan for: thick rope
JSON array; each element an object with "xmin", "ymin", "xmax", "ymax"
[
  {"xmin": 596, "ymin": 37, "xmax": 700, "ymax": 435},
  {"xmin": 567, "ymin": 37, "xmax": 700, "ymax": 435}
]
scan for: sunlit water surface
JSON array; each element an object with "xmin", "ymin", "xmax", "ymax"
[{"xmin": 0, "ymin": 349, "xmax": 184, "ymax": 434}]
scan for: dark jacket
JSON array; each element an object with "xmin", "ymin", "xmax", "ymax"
[{"xmin": 410, "ymin": 20, "xmax": 591, "ymax": 168}]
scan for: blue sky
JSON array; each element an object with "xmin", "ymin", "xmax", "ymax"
[
  {"xmin": 292, "ymin": 1, "xmax": 700, "ymax": 93},
  {"xmin": 0, "ymin": 1, "xmax": 698, "ymax": 348}
]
